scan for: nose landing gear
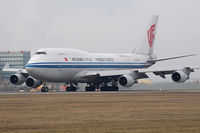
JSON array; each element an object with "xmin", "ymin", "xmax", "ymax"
[
  {"xmin": 41, "ymin": 87, "xmax": 49, "ymax": 92},
  {"xmin": 41, "ymin": 81, "xmax": 49, "ymax": 92}
]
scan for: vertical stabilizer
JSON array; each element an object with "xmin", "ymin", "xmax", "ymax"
[{"xmin": 134, "ymin": 15, "xmax": 159, "ymax": 55}]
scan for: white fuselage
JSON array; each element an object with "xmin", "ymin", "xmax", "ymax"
[{"xmin": 25, "ymin": 48, "xmax": 153, "ymax": 83}]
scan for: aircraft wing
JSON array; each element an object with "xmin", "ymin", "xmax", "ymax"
[
  {"xmin": 75, "ymin": 66, "xmax": 200, "ymax": 81},
  {"xmin": 139, "ymin": 66, "xmax": 200, "ymax": 79},
  {"xmin": 2, "ymin": 63, "xmax": 28, "ymax": 74},
  {"xmin": 75, "ymin": 70, "xmax": 131, "ymax": 78},
  {"xmin": 75, "ymin": 69, "xmax": 149, "ymax": 80}
]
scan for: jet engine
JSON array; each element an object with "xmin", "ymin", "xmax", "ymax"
[
  {"xmin": 25, "ymin": 77, "xmax": 42, "ymax": 88},
  {"xmin": 10, "ymin": 73, "xmax": 26, "ymax": 85},
  {"xmin": 118, "ymin": 74, "xmax": 136, "ymax": 87},
  {"xmin": 171, "ymin": 71, "xmax": 189, "ymax": 83}
]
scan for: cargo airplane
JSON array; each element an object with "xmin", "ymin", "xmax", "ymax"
[{"xmin": 3, "ymin": 15, "xmax": 198, "ymax": 92}]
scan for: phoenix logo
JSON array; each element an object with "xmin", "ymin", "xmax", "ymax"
[
  {"xmin": 147, "ymin": 24, "xmax": 156, "ymax": 48},
  {"xmin": 64, "ymin": 57, "xmax": 68, "ymax": 62}
]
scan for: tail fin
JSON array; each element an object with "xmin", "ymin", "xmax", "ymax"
[{"xmin": 134, "ymin": 15, "xmax": 159, "ymax": 55}]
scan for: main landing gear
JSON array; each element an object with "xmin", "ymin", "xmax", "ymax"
[
  {"xmin": 99, "ymin": 80, "xmax": 119, "ymax": 91},
  {"xmin": 85, "ymin": 82, "xmax": 119, "ymax": 92},
  {"xmin": 66, "ymin": 83, "xmax": 77, "ymax": 92},
  {"xmin": 100, "ymin": 85, "xmax": 119, "ymax": 91},
  {"xmin": 85, "ymin": 84, "xmax": 97, "ymax": 91}
]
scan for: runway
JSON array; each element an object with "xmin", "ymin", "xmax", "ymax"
[
  {"xmin": 1, "ymin": 90, "xmax": 200, "ymax": 133},
  {"xmin": 0, "ymin": 88, "xmax": 200, "ymax": 95}
]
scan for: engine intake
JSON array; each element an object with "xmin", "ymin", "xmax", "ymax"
[
  {"xmin": 25, "ymin": 77, "xmax": 42, "ymax": 88},
  {"xmin": 171, "ymin": 71, "xmax": 189, "ymax": 83},
  {"xmin": 10, "ymin": 73, "xmax": 25, "ymax": 85},
  {"xmin": 118, "ymin": 74, "xmax": 136, "ymax": 87}
]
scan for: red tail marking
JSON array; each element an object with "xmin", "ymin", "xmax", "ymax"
[{"xmin": 147, "ymin": 24, "xmax": 156, "ymax": 48}]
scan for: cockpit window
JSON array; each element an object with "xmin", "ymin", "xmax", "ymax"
[{"xmin": 35, "ymin": 51, "xmax": 47, "ymax": 55}]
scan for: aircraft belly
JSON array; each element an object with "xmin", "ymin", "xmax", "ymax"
[
  {"xmin": 27, "ymin": 67, "xmax": 127, "ymax": 83},
  {"xmin": 27, "ymin": 68, "xmax": 76, "ymax": 82}
]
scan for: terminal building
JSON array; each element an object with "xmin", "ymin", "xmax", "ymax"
[{"xmin": 0, "ymin": 51, "xmax": 31, "ymax": 81}]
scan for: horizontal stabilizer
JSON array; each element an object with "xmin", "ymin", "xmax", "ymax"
[
  {"xmin": 3, "ymin": 63, "xmax": 27, "ymax": 73},
  {"xmin": 148, "ymin": 54, "xmax": 196, "ymax": 63}
]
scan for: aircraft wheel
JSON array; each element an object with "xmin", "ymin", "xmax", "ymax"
[
  {"xmin": 85, "ymin": 86, "xmax": 95, "ymax": 91},
  {"xmin": 41, "ymin": 87, "xmax": 49, "ymax": 92},
  {"xmin": 100, "ymin": 86, "xmax": 107, "ymax": 91},
  {"xmin": 66, "ymin": 86, "xmax": 77, "ymax": 92},
  {"xmin": 100, "ymin": 86, "xmax": 119, "ymax": 91},
  {"xmin": 112, "ymin": 86, "xmax": 119, "ymax": 91}
]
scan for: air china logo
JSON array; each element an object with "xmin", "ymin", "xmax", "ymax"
[
  {"xmin": 64, "ymin": 57, "xmax": 68, "ymax": 61},
  {"xmin": 147, "ymin": 24, "xmax": 156, "ymax": 48}
]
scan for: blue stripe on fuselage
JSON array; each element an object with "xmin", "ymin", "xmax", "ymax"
[
  {"xmin": 29, "ymin": 62, "xmax": 148, "ymax": 65},
  {"xmin": 25, "ymin": 62, "xmax": 150, "ymax": 69}
]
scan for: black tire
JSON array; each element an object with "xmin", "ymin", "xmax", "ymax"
[
  {"xmin": 66, "ymin": 87, "xmax": 77, "ymax": 92},
  {"xmin": 71, "ymin": 87, "xmax": 76, "ymax": 91},
  {"xmin": 85, "ymin": 86, "xmax": 95, "ymax": 91},
  {"xmin": 85, "ymin": 87, "xmax": 90, "ymax": 91},
  {"xmin": 112, "ymin": 86, "xmax": 119, "ymax": 91},
  {"xmin": 100, "ymin": 86, "xmax": 119, "ymax": 91},
  {"xmin": 100, "ymin": 86, "xmax": 107, "ymax": 91},
  {"xmin": 41, "ymin": 87, "xmax": 49, "ymax": 92},
  {"xmin": 45, "ymin": 87, "xmax": 49, "ymax": 92}
]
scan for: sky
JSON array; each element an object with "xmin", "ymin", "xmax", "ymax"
[{"xmin": 0, "ymin": 0, "xmax": 200, "ymax": 81}]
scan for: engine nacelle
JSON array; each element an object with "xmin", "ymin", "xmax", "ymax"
[
  {"xmin": 171, "ymin": 71, "xmax": 189, "ymax": 83},
  {"xmin": 10, "ymin": 73, "xmax": 26, "ymax": 85},
  {"xmin": 118, "ymin": 74, "xmax": 136, "ymax": 87},
  {"xmin": 25, "ymin": 77, "xmax": 42, "ymax": 88}
]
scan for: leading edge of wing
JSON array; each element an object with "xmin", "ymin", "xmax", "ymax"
[
  {"xmin": 74, "ymin": 69, "xmax": 149, "ymax": 80},
  {"xmin": 75, "ymin": 69, "xmax": 132, "ymax": 79}
]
